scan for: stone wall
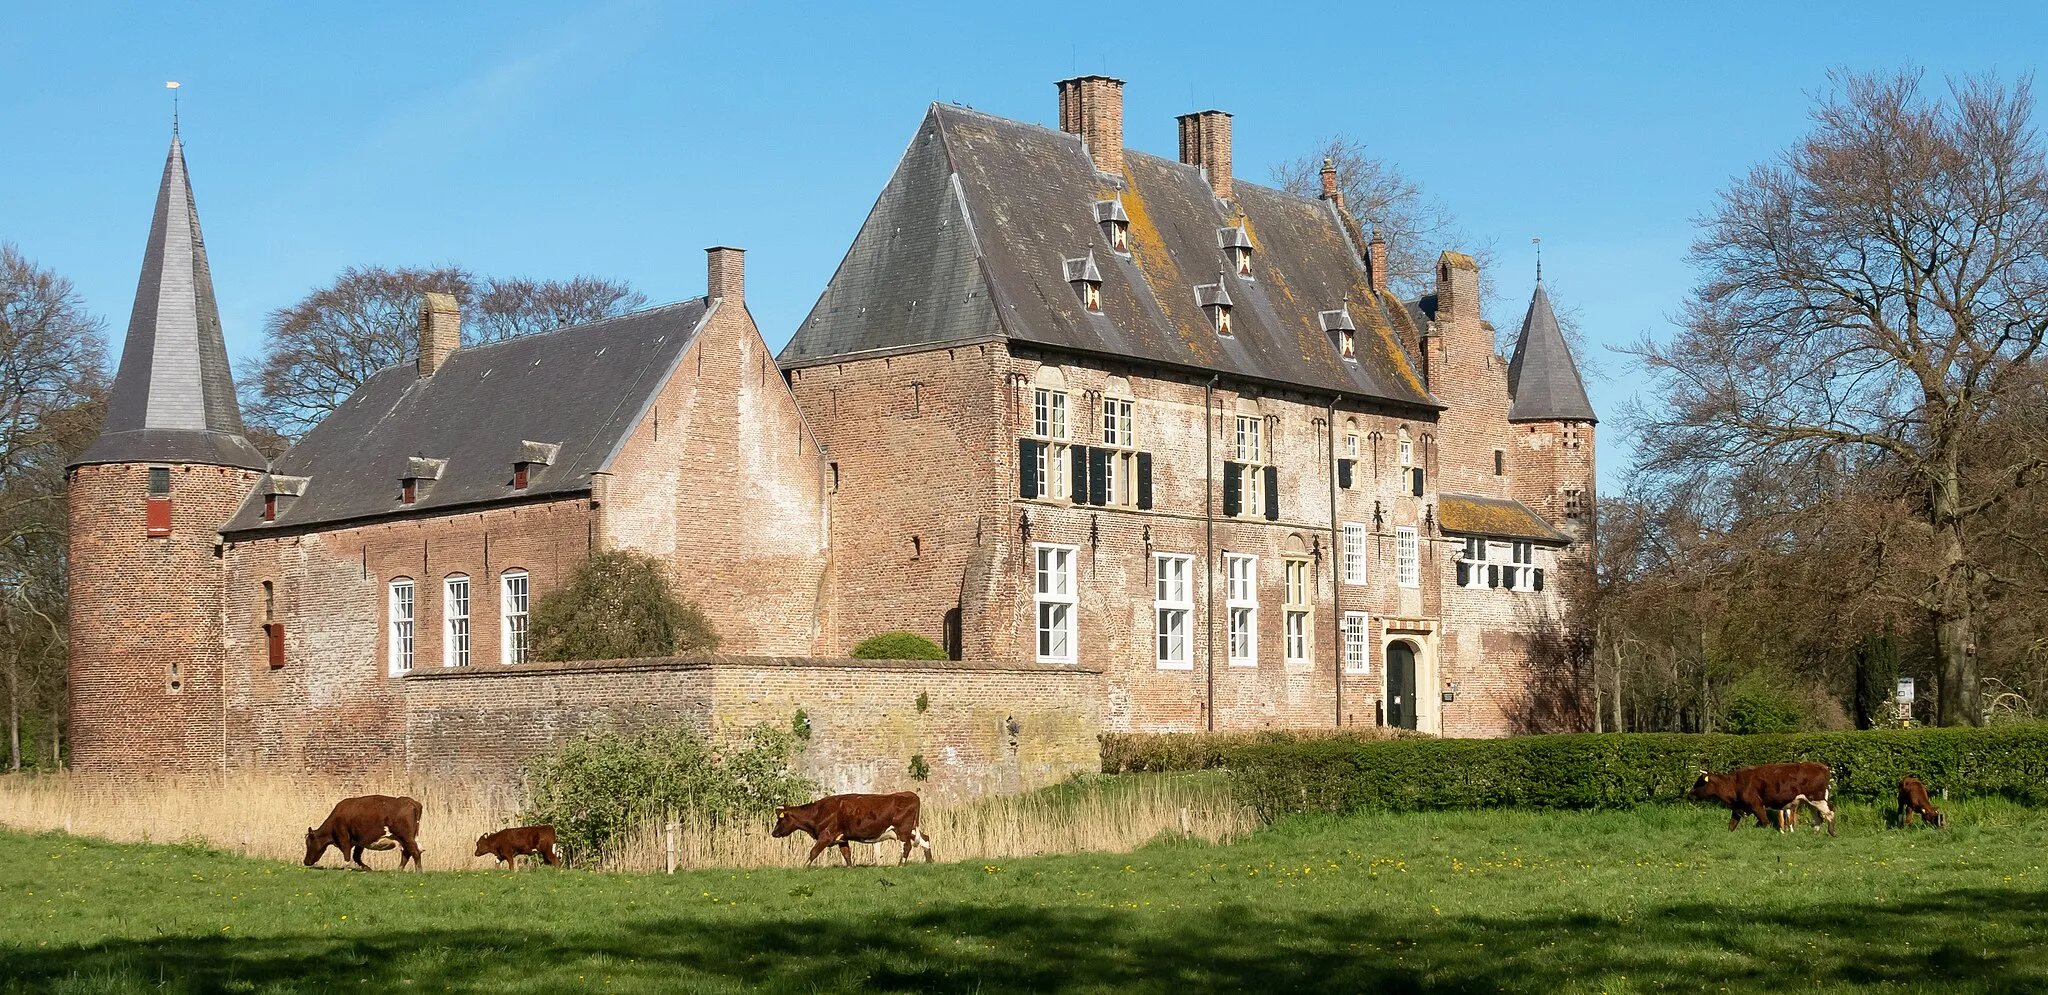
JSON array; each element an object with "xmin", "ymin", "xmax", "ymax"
[{"xmin": 402, "ymin": 656, "xmax": 1103, "ymax": 802}]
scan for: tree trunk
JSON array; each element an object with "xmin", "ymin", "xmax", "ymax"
[
  {"xmin": 5, "ymin": 651, "xmax": 18, "ymax": 772},
  {"xmin": 1930, "ymin": 451, "xmax": 1984, "ymax": 726}
]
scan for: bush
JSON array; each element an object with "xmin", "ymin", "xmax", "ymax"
[
  {"xmin": 1721, "ymin": 669, "xmax": 1806, "ymax": 735},
  {"xmin": 528, "ymin": 550, "xmax": 719, "ymax": 662},
  {"xmin": 1101, "ymin": 728, "xmax": 1421, "ymax": 774},
  {"xmin": 520, "ymin": 721, "xmax": 811, "ymax": 863},
  {"xmin": 850, "ymin": 631, "xmax": 947, "ymax": 661},
  {"xmin": 1222, "ymin": 725, "xmax": 2048, "ymax": 820}
]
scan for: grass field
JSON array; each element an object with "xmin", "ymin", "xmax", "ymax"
[{"xmin": 4, "ymin": 788, "xmax": 2045, "ymax": 994}]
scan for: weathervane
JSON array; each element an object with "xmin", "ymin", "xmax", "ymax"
[
  {"xmin": 166, "ymin": 80, "xmax": 180, "ymax": 134},
  {"xmin": 1532, "ymin": 236, "xmax": 1542, "ymax": 282}
]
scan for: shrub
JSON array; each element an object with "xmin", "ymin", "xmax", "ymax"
[
  {"xmin": 1721, "ymin": 669, "xmax": 1806, "ymax": 735},
  {"xmin": 520, "ymin": 721, "xmax": 811, "ymax": 863},
  {"xmin": 850, "ymin": 631, "xmax": 947, "ymax": 661},
  {"xmin": 1222, "ymin": 725, "xmax": 2048, "ymax": 820},
  {"xmin": 528, "ymin": 550, "xmax": 718, "ymax": 662},
  {"xmin": 1100, "ymin": 728, "xmax": 1421, "ymax": 774}
]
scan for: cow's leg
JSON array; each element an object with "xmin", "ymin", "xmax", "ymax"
[
  {"xmin": 899, "ymin": 834, "xmax": 912, "ymax": 865},
  {"xmin": 916, "ymin": 828, "xmax": 934, "ymax": 863},
  {"xmin": 838, "ymin": 841, "xmax": 854, "ymax": 867},
  {"xmin": 1727, "ymin": 812, "xmax": 1741, "ymax": 832},
  {"xmin": 805, "ymin": 838, "xmax": 832, "ymax": 865}
]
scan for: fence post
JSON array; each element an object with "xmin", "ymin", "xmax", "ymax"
[
  {"xmin": 665, "ymin": 818, "xmax": 678, "ymax": 875},
  {"xmin": 1179, "ymin": 806, "xmax": 1190, "ymax": 838}
]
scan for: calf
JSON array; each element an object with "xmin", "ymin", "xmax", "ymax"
[
  {"xmin": 772, "ymin": 791, "xmax": 934, "ymax": 866},
  {"xmin": 305, "ymin": 795, "xmax": 423, "ymax": 871},
  {"xmin": 1689, "ymin": 763, "xmax": 1837, "ymax": 837},
  {"xmin": 475, "ymin": 825, "xmax": 562, "ymax": 869},
  {"xmin": 1897, "ymin": 777, "xmax": 1948, "ymax": 829}
]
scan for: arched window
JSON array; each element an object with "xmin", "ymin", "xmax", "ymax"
[
  {"xmin": 443, "ymin": 574, "xmax": 471, "ymax": 667},
  {"xmin": 500, "ymin": 570, "xmax": 530, "ymax": 664}
]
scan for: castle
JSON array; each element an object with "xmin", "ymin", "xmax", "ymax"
[{"xmin": 68, "ymin": 77, "xmax": 1597, "ymax": 790}]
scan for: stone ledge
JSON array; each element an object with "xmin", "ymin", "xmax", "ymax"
[{"xmin": 401, "ymin": 655, "xmax": 1106, "ymax": 681}]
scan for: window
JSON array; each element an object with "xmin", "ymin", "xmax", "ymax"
[
  {"xmin": 388, "ymin": 580, "xmax": 415, "ymax": 675},
  {"xmin": 1343, "ymin": 612, "xmax": 1369, "ymax": 673},
  {"xmin": 1030, "ymin": 387, "xmax": 1070, "ymax": 500},
  {"xmin": 1085, "ymin": 282, "xmax": 1101, "ymax": 311},
  {"xmin": 514, "ymin": 462, "xmax": 530, "ymax": 490},
  {"xmin": 1397, "ymin": 432, "xmax": 1413, "ymax": 467},
  {"xmin": 1564, "ymin": 488, "xmax": 1584, "ymax": 519},
  {"xmin": 402, "ymin": 478, "xmax": 418, "ymax": 504},
  {"xmin": 1494, "ymin": 450, "xmax": 1506, "ymax": 476},
  {"xmin": 1099, "ymin": 198, "xmax": 1132, "ymax": 255},
  {"xmin": 1340, "ymin": 328, "xmax": 1356, "ymax": 359},
  {"xmin": 262, "ymin": 580, "xmax": 283, "ymax": 670},
  {"xmin": 1233, "ymin": 414, "xmax": 1265, "ymax": 517},
  {"xmin": 1103, "ymin": 398, "xmax": 1133, "ymax": 447},
  {"xmin": 1154, "ymin": 554, "xmax": 1192, "ymax": 669},
  {"xmin": 1284, "ymin": 559, "xmax": 1311, "ymax": 666},
  {"xmin": 1342, "ymin": 522, "xmax": 1368, "ymax": 584},
  {"xmin": 1230, "ymin": 245, "xmax": 1252, "ymax": 276},
  {"xmin": 263, "ymin": 494, "xmax": 277, "ymax": 521},
  {"xmin": 501, "ymin": 570, "xmax": 530, "ymax": 664},
  {"xmin": 1034, "ymin": 544, "xmax": 1076, "ymax": 662},
  {"xmin": 148, "ymin": 467, "xmax": 170, "ymax": 494},
  {"xmin": 1098, "ymin": 396, "xmax": 1138, "ymax": 507},
  {"xmin": 1345, "ymin": 434, "xmax": 1359, "ymax": 459},
  {"xmin": 1459, "ymin": 537, "xmax": 1490, "ymax": 589},
  {"xmin": 1234, "ymin": 416, "xmax": 1262, "ymax": 463},
  {"xmin": 443, "ymin": 575, "xmax": 471, "ymax": 667},
  {"xmin": 1110, "ymin": 219, "xmax": 1129, "ymax": 253},
  {"xmin": 146, "ymin": 466, "xmax": 171, "ymax": 537},
  {"xmin": 1395, "ymin": 527, "xmax": 1419, "ymax": 588},
  {"xmin": 1511, "ymin": 542, "xmax": 1536, "ymax": 592},
  {"xmin": 1226, "ymin": 554, "xmax": 1257, "ymax": 665},
  {"xmin": 1214, "ymin": 305, "xmax": 1232, "ymax": 336}
]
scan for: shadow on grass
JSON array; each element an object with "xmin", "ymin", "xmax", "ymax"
[{"xmin": 5, "ymin": 885, "xmax": 2046, "ymax": 993}]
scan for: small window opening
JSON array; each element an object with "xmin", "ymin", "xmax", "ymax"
[
  {"xmin": 1084, "ymin": 282, "xmax": 1101, "ymax": 311},
  {"xmin": 1110, "ymin": 219, "xmax": 1129, "ymax": 253},
  {"xmin": 1564, "ymin": 488, "xmax": 1584, "ymax": 519},
  {"xmin": 402, "ymin": 478, "xmax": 417, "ymax": 504},
  {"xmin": 911, "ymin": 535, "xmax": 923, "ymax": 560},
  {"xmin": 1214, "ymin": 305, "xmax": 1232, "ymax": 336},
  {"xmin": 1494, "ymin": 450, "xmax": 1505, "ymax": 476},
  {"xmin": 263, "ymin": 581, "xmax": 275, "ymax": 622},
  {"xmin": 513, "ymin": 462, "xmax": 530, "ymax": 490},
  {"xmin": 1340, "ymin": 328, "xmax": 1356, "ymax": 359},
  {"xmin": 829, "ymin": 462, "xmax": 841, "ymax": 493},
  {"xmin": 147, "ymin": 467, "xmax": 171, "ymax": 494},
  {"xmin": 166, "ymin": 661, "xmax": 182, "ymax": 693}
]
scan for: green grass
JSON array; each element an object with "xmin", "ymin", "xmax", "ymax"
[{"xmin": 5, "ymin": 797, "xmax": 2046, "ymax": 993}]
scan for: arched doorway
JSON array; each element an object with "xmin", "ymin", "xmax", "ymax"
[{"xmin": 1386, "ymin": 641, "xmax": 1420, "ymax": 730}]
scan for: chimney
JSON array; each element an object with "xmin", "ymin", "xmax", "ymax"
[
  {"xmin": 1319, "ymin": 158, "xmax": 1343, "ymax": 208},
  {"xmin": 707, "ymin": 246, "xmax": 745, "ymax": 303},
  {"xmin": 1367, "ymin": 231, "xmax": 1388, "ymax": 295},
  {"xmin": 418, "ymin": 292, "xmax": 460, "ymax": 378},
  {"xmin": 1056, "ymin": 75, "xmax": 1125, "ymax": 177},
  {"xmin": 1176, "ymin": 110, "xmax": 1233, "ymax": 200}
]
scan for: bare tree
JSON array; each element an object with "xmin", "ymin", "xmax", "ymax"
[
  {"xmin": 1631, "ymin": 70, "xmax": 2048, "ymax": 726},
  {"xmin": 243, "ymin": 267, "xmax": 644, "ymax": 440},
  {"xmin": 1272, "ymin": 135, "xmax": 1486, "ymax": 301}
]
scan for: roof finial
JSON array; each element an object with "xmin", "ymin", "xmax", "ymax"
[
  {"xmin": 1532, "ymin": 236, "xmax": 1542, "ymax": 282},
  {"xmin": 166, "ymin": 80, "xmax": 180, "ymax": 136}
]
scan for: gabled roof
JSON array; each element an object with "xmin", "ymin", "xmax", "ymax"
[
  {"xmin": 781, "ymin": 104, "xmax": 1435, "ymax": 408},
  {"xmin": 1506, "ymin": 281, "xmax": 1597, "ymax": 424},
  {"xmin": 76, "ymin": 130, "xmax": 266, "ymax": 470},
  {"xmin": 1437, "ymin": 493, "xmax": 1571, "ymax": 546},
  {"xmin": 221, "ymin": 299, "xmax": 712, "ymax": 535}
]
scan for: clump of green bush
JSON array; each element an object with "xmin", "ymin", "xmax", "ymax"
[
  {"xmin": 1220, "ymin": 725, "xmax": 2048, "ymax": 820},
  {"xmin": 520, "ymin": 721, "xmax": 811, "ymax": 863},
  {"xmin": 850, "ymin": 631, "xmax": 947, "ymax": 661},
  {"xmin": 1101, "ymin": 728, "xmax": 1421, "ymax": 774},
  {"xmin": 528, "ymin": 550, "xmax": 719, "ymax": 662}
]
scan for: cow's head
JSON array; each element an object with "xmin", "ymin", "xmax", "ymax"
[
  {"xmin": 771, "ymin": 806, "xmax": 798, "ymax": 838},
  {"xmin": 303, "ymin": 827, "xmax": 330, "ymax": 867},
  {"xmin": 474, "ymin": 834, "xmax": 493, "ymax": 857},
  {"xmin": 1688, "ymin": 770, "xmax": 1724, "ymax": 802}
]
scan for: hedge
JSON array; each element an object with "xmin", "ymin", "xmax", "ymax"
[
  {"xmin": 1219, "ymin": 725, "xmax": 2048, "ymax": 819},
  {"xmin": 1101, "ymin": 729, "xmax": 1421, "ymax": 774},
  {"xmin": 849, "ymin": 631, "xmax": 948, "ymax": 661}
]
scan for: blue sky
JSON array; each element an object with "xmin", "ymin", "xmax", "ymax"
[{"xmin": 4, "ymin": 2, "xmax": 2044, "ymax": 488}]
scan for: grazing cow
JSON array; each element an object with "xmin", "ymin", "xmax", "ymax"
[
  {"xmin": 475, "ymin": 825, "xmax": 562, "ymax": 868},
  {"xmin": 772, "ymin": 791, "xmax": 934, "ymax": 866},
  {"xmin": 1897, "ymin": 777, "xmax": 1948, "ymax": 829},
  {"xmin": 305, "ymin": 795, "xmax": 424, "ymax": 871},
  {"xmin": 1689, "ymin": 763, "xmax": 1837, "ymax": 837}
]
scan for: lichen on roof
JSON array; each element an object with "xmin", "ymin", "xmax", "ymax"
[
  {"xmin": 1437, "ymin": 493, "xmax": 1570, "ymax": 545},
  {"xmin": 1439, "ymin": 250, "xmax": 1478, "ymax": 271}
]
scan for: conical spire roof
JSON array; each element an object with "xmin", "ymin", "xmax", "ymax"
[
  {"xmin": 75, "ymin": 130, "xmax": 266, "ymax": 470},
  {"xmin": 1506, "ymin": 280, "xmax": 1596, "ymax": 424}
]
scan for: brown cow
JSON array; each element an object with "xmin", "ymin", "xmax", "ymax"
[
  {"xmin": 305, "ymin": 795, "xmax": 424, "ymax": 870},
  {"xmin": 1689, "ymin": 763, "xmax": 1837, "ymax": 837},
  {"xmin": 772, "ymin": 791, "xmax": 933, "ymax": 866},
  {"xmin": 1897, "ymin": 777, "xmax": 1948, "ymax": 829},
  {"xmin": 475, "ymin": 825, "xmax": 561, "ymax": 869}
]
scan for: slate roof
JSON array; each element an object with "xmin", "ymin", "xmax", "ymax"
[
  {"xmin": 1436, "ymin": 493, "xmax": 1571, "ymax": 546},
  {"xmin": 76, "ymin": 130, "xmax": 267, "ymax": 470},
  {"xmin": 1506, "ymin": 281, "xmax": 1597, "ymax": 423},
  {"xmin": 221, "ymin": 299, "xmax": 713, "ymax": 535},
  {"xmin": 781, "ymin": 105, "xmax": 1435, "ymax": 409}
]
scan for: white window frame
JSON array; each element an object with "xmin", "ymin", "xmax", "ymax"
[
  {"xmin": 1343, "ymin": 612, "xmax": 1369, "ymax": 673},
  {"xmin": 443, "ymin": 574, "xmax": 471, "ymax": 667},
  {"xmin": 1234, "ymin": 415, "xmax": 1262, "ymax": 463},
  {"xmin": 1511, "ymin": 541, "xmax": 1537, "ymax": 592},
  {"xmin": 1103, "ymin": 397, "xmax": 1133, "ymax": 448},
  {"xmin": 1226, "ymin": 553, "xmax": 1257, "ymax": 666},
  {"xmin": 1395, "ymin": 527, "xmax": 1419, "ymax": 588},
  {"xmin": 1398, "ymin": 433, "xmax": 1413, "ymax": 467},
  {"xmin": 1342, "ymin": 522, "xmax": 1368, "ymax": 584},
  {"xmin": 1345, "ymin": 433, "xmax": 1359, "ymax": 459},
  {"xmin": 388, "ymin": 579, "xmax": 415, "ymax": 675},
  {"xmin": 1154, "ymin": 553, "xmax": 1192, "ymax": 670},
  {"xmin": 500, "ymin": 570, "xmax": 530, "ymax": 664},
  {"xmin": 1032, "ymin": 387, "xmax": 1071, "ymax": 500},
  {"xmin": 1461, "ymin": 537, "xmax": 1490, "ymax": 590},
  {"xmin": 1340, "ymin": 328, "xmax": 1356, "ymax": 360},
  {"xmin": 1283, "ymin": 558, "xmax": 1311, "ymax": 666},
  {"xmin": 1034, "ymin": 544, "xmax": 1077, "ymax": 663}
]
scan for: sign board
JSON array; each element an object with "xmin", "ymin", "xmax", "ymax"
[{"xmin": 1897, "ymin": 676, "xmax": 1916, "ymax": 703}]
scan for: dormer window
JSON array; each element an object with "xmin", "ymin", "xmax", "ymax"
[
  {"xmin": 401, "ymin": 479, "xmax": 417, "ymax": 504},
  {"xmin": 513, "ymin": 463, "xmax": 530, "ymax": 490},
  {"xmin": 259, "ymin": 475, "xmax": 306, "ymax": 522},
  {"xmin": 1220, "ymin": 225, "xmax": 1254, "ymax": 278},
  {"xmin": 1196, "ymin": 274, "xmax": 1234, "ymax": 337},
  {"xmin": 1322, "ymin": 306, "xmax": 1358, "ymax": 362},
  {"xmin": 401, "ymin": 457, "xmax": 446, "ymax": 505},
  {"xmin": 1095, "ymin": 197, "xmax": 1131, "ymax": 255},
  {"xmin": 1063, "ymin": 253, "xmax": 1104, "ymax": 313},
  {"xmin": 514, "ymin": 441, "xmax": 559, "ymax": 492}
]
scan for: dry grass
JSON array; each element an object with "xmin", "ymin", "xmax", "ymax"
[{"xmin": 0, "ymin": 770, "xmax": 1255, "ymax": 873}]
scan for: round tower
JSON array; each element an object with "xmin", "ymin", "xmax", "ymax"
[
  {"xmin": 1505, "ymin": 278, "xmax": 1599, "ymax": 565},
  {"xmin": 67, "ymin": 127, "xmax": 266, "ymax": 776}
]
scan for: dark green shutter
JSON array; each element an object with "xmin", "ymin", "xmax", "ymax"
[
  {"xmin": 1222, "ymin": 462, "xmax": 1242, "ymax": 517},
  {"xmin": 1488, "ymin": 564, "xmax": 1500, "ymax": 588},
  {"xmin": 1018, "ymin": 440, "xmax": 1039, "ymax": 499},
  {"xmin": 1411, "ymin": 467, "xmax": 1424, "ymax": 497},
  {"xmin": 1456, "ymin": 561, "xmax": 1470, "ymax": 586},
  {"xmin": 1070, "ymin": 446, "xmax": 1088, "ymax": 504},
  {"xmin": 1337, "ymin": 459, "xmax": 1353, "ymax": 489},
  {"xmin": 1263, "ymin": 465, "xmax": 1280, "ymax": 521},
  {"xmin": 1136, "ymin": 453, "xmax": 1153, "ymax": 510},
  {"xmin": 1087, "ymin": 448, "xmax": 1108, "ymax": 506},
  {"xmin": 1533, "ymin": 568, "xmax": 1545, "ymax": 592}
]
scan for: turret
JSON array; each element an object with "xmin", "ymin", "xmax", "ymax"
[
  {"xmin": 67, "ymin": 126, "xmax": 265, "ymax": 775},
  {"xmin": 1506, "ymin": 279, "xmax": 1597, "ymax": 544}
]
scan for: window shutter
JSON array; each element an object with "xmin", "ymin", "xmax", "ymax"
[
  {"xmin": 1503, "ymin": 566, "xmax": 1517, "ymax": 589},
  {"xmin": 1337, "ymin": 459, "xmax": 1353, "ymax": 490},
  {"xmin": 266, "ymin": 623, "xmax": 285, "ymax": 670},
  {"xmin": 1222, "ymin": 462, "xmax": 1242, "ymax": 517},
  {"xmin": 1087, "ymin": 448, "xmax": 1108, "ymax": 506},
  {"xmin": 1070, "ymin": 446, "xmax": 1088, "ymax": 504},
  {"xmin": 1533, "ymin": 568, "xmax": 1545, "ymax": 592},
  {"xmin": 1456, "ymin": 561, "xmax": 1470, "ymax": 587},
  {"xmin": 1018, "ymin": 439, "xmax": 1039, "ymax": 499},
  {"xmin": 1136, "ymin": 452, "xmax": 1154, "ymax": 510},
  {"xmin": 1263, "ymin": 465, "xmax": 1280, "ymax": 521},
  {"xmin": 1488, "ymin": 564, "xmax": 1500, "ymax": 588},
  {"xmin": 1410, "ymin": 467, "xmax": 1424, "ymax": 497},
  {"xmin": 145, "ymin": 497, "xmax": 171, "ymax": 537}
]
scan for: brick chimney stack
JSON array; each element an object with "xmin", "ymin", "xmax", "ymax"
[
  {"xmin": 1367, "ymin": 231, "xmax": 1388, "ymax": 296},
  {"xmin": 1177, "ymin": 109, "xmax": 1233, "ymax": 200},
  {"xmin": 707, "ymin": 246, "xmax": 745, "ymax": 303},
  {"xmin": 1057, "ymin": 75, "xmax": 1125, "ymax": 176},
  {"xmin": 418, "ymin": 292, "xmax": 460, "ymax": 378},
  {"xmin": 1319, "ymin": 157, "xmax": 1343, "ymax": 208}
]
